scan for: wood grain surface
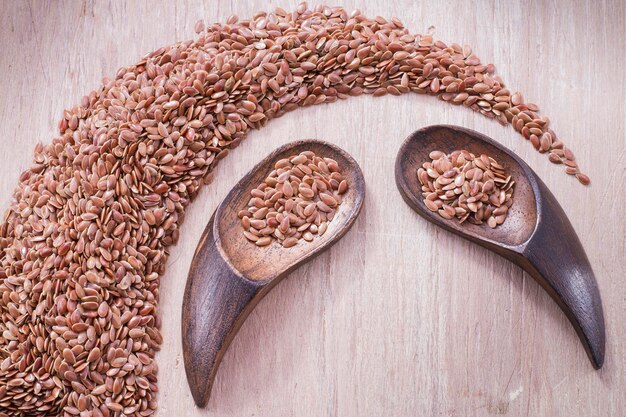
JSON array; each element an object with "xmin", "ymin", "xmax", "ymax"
[{"xmin": 0, "ymin": 1, "xmax": 624, "ymax": 416}]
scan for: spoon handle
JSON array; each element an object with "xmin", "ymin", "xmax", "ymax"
[
  {"xmin": 518, "ymin": 181, "xmax": 605, "ymax": 369},
  {"xmin": 182, "ymin": 215, "xmax": 264, "ymax": 407}
]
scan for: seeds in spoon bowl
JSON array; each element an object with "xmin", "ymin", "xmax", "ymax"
[
  {"xmin": 417, "ymin": 150, "xmax": 515, "ymax": 227},
  {"xmin": 239, "ymin": 151, "xmax": 348, "ymax": 247}
]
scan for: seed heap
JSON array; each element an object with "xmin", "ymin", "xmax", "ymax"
[
  {"xmin": 0, "ymin": 3, "xmax": 588, "ymax": 416},
  {"xmin": 239, "ymin": 151, "xmax": 348, "ymax": 248},
  {"xmin": 418, "ymin": 150, "xmax": 515, "ymax": 227}
]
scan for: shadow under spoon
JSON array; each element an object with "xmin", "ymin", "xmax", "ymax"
[
  {"xmin": 395, "ymin": 124, "xmax": 605, "ymax": 370},
  {"xmin": 182, "ymin": 139, "xmax": 365, "ymax": 407}
]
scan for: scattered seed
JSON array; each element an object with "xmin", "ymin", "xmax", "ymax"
[{"xmin": 575, "ymin": 173, "xmax": 591, "ymax": 185}]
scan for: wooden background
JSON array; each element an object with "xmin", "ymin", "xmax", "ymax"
[{"xmin": 0, "ymin": 1, "xmax": 624, "ymax": 416}]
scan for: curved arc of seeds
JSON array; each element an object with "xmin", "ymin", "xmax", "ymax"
[{"xmin": 0, "ymin": 2, "xmax": 586, "ymax": 416}]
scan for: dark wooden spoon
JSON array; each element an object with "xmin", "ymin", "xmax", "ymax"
[
  {"xmin": 182, "ymin": 139, "xmax": 365, "ymax": 407},
  {"xmin": 395, "ymin": 125, "xmax": 605, "ymax": 369}
]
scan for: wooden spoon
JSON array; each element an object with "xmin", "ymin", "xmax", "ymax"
[
  {"xmin": 395, "ymin": 125, "xmax": 605, "ymax": 369},
  {"xmin": 182, "ymin": 139, "xmax": 365, "ymax": 407}
]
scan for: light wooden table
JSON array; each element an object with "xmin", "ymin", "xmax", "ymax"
[{"xmin": 0, "ymin": 1, "xmax": 624, "ymax": 416}]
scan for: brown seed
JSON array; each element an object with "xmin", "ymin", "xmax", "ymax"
[
  {"xmin": 316, "ymin": 201, "xmax": 333, "ymax": 213},
  {"xmin": 250, "ymin": 219, "xmax": 266, "ymax": 229},
  {"xmin": 107, "ymin": 403, "xmax": 123, "ymax": 412},
  {"xmin": 548, "ymin": 153, "xmax": 562, "ymax": 164},
  {"xmin": 576, "ymin": 173, "xmax": 591, "ymax": 185},
  {"xmin": 300, "ymin": 186, "xmax": 315, "ymax": 199},
  {"xmin": 241, "ymin": 216, "xmax": 251, "ymax": 229},
  {"xmin": 319, "ymin": 193, "xmax": 337, "ymax": 207},
  {"xmin": 282, "ymin": 237, "xmax": 298, "ymax": 248},
  {"xmin": 425, "ymin": 199, "xmax": 439, "ymax": 212},
  {"xmin": 304, "ymin": 203, "xmax": 317, "ymax": 217},
  {"xmin": 243, "ymin": 231, "xmax": 260, "ymax": 242},
  {"xmin": 429, "ymin": 150, "xmax": 444, "ymax": 160},
  {"xmin": 63, "ymin": 348, "xmax": 76, "ymax": 365},
  {"xmin": 253, "ymin": 207, "xmax": 269, "ymax": 219},
  {"xmin": 255, "ymin": 236, "xmax": 272, "ymax": 246},
  {"xmin": 338, "ymin": 180, "xmax": 348, "ymax": 194}
]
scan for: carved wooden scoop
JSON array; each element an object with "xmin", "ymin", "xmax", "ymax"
[
  {"xmin": 395, "ymin": 125, "xmax": 605, "ymax": 369},
  {"xmin": 182, "ymin": 140, "xmax": 365, "ymax": 407}
]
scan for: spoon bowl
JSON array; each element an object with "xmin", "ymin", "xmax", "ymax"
[
  {"xmin": 215, "ymin": 140, "xmax": 365, "ymax": 281},
  {"xmin": 395, "ymin": 125, "xmax": 605, "ymax": 370},
  {"xmin": 182, "ymin": 140, "xmax": 365, "ymax": 407},
  {"xmin": 395, "ymin": 125, "xmax": 537, "ymax": 248}
]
